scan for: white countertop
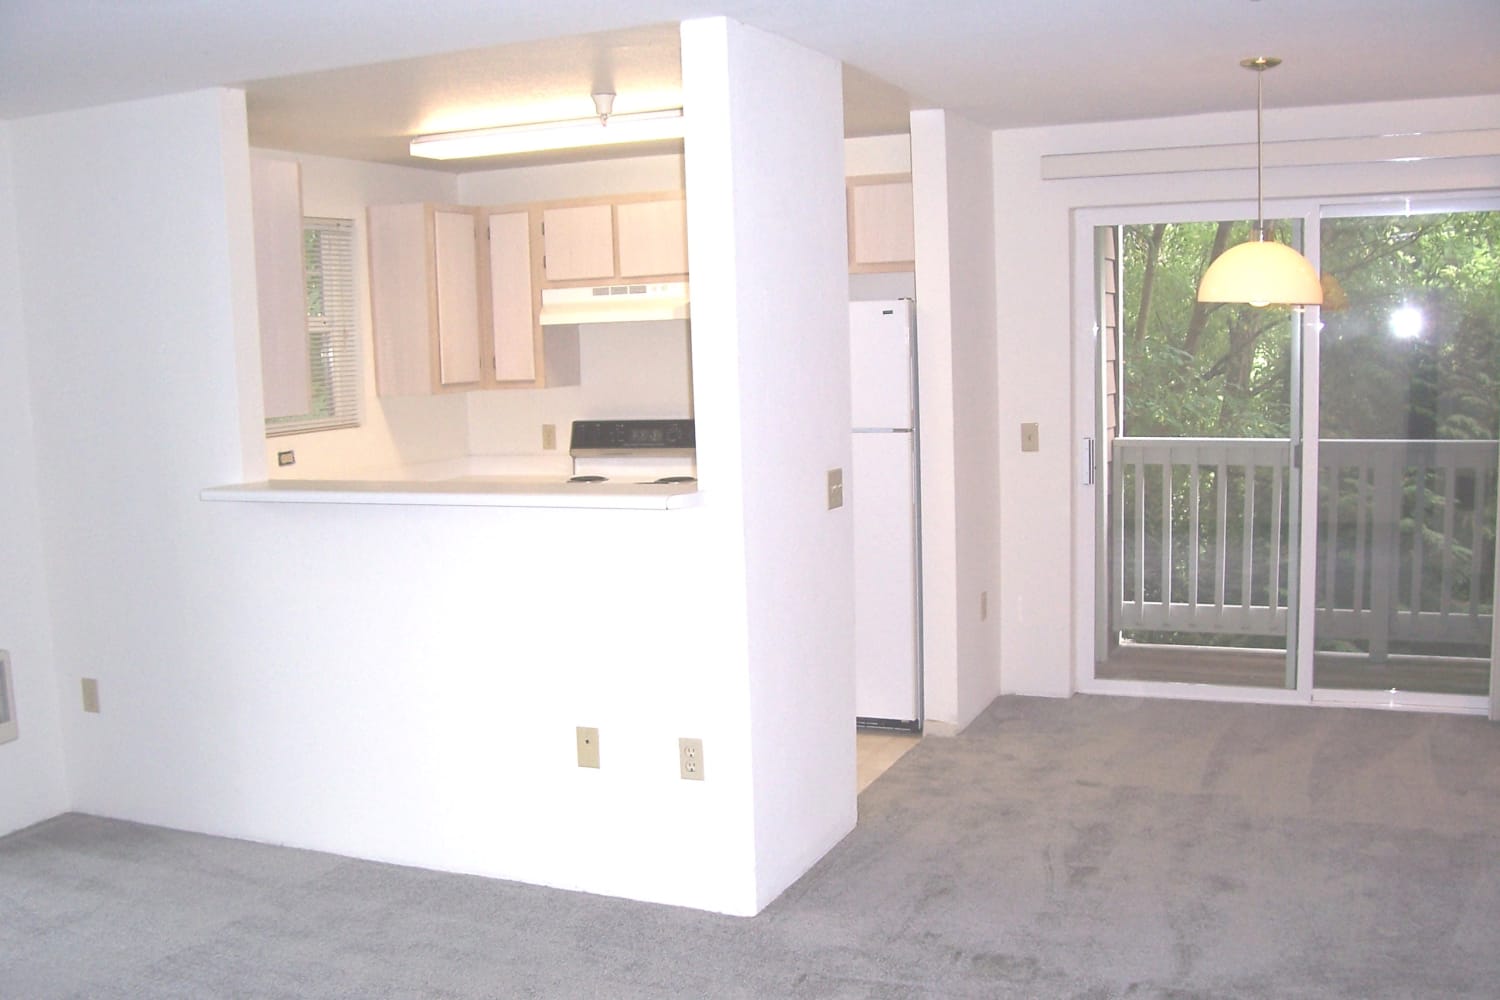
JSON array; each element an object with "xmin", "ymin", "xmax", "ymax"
[{"xmin": 201, "ymin": 476, "xmax": 704, "ymax": 510}]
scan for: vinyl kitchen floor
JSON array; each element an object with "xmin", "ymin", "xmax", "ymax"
[{"xmin": 855, "ymin": 729, "xmax": 920, "ymax": 793}]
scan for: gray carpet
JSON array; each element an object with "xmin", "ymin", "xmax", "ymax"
[{"xmin": 4, "ymin": 695, "xmax": 1499, "ymax": 999}]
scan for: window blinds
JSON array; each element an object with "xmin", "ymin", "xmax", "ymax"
[{"xmin": 266, "ymin": 217, "xmax": 361, "ymax": 436}]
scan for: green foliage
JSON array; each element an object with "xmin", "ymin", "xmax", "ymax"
[
  {"xmin": 1119, "ymin": 211, "xmax": 1500, "ymax": 443},
  {"xmin": 1120, "ymin": 219, "xmax": 1298, "ymax": 438},
  {"xmin": 1320, "ymin": 212, "xmax": 1500, "ymax": 442}
]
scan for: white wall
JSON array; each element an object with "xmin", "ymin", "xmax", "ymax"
[
  {"xmin": 466, "ymin": 321, "xmax": 693, "ymax": 457},
  {"xmin": 12, "ymin": 22, "xmax": 862, "ymax": 911},
  {"xmin": 910, "ymin": 110, "xmax": 1002, "ymax": 733},
  {"xmin": 253, "ymin": 150, "xmax": 467, "ymax": 479},
  {"xmin": 8, "ymin": 87, "xmax": 767, "ymax": 914},
  {"xmin": 681, "ymin": 16, "xmax": 856, "ymax": 910},
  {"xmin": 845, "ymin": 134, "xmax": 910, "ymax": 176},
  {"xmin": 458, "ymin": 153, "xmax": 684, "ymax": 205},
  {"xmin": 0, "ymin": 121, "xmax": 69, "ymax": 835},
  {"xmin": 941, "ymin": 115, "xmax": 1001, "ymax": 723},
  {"xmin": 991, "ymin": 93, "xmax": 1500, "ymax": 697}
]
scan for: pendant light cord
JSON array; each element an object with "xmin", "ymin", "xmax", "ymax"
[{"xmin": 1256, "ymin": 63, "xmax": 1265, "ymax": 242}]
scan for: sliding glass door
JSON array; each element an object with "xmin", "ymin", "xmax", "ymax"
[
  {"xmin": 1095, "ymin": 218, "xmax": 1304, "ymax": 689},
  {"xmin": 1311, "ymin": 206, "xmax": 1498, "ymax": 697},
  {"xmin": 1088, "ymin": 199, "xmax": 1499, "ymax": 710}
]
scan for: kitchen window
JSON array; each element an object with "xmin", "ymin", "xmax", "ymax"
[{"xmin": 266, "ymin": 217, "xmax": 360, "ymax": 436}]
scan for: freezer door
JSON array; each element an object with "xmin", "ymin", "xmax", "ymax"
[
  {"xmin": 850, "ymin": 300, "xmax": 913, "ymax": 430},
  {"xmin": 852, "ymin": 430, "xmax": 920, "ymax": 723}
]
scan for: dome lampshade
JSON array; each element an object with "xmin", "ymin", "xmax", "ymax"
[{"xmin": 1197, "ymin": 239, "xmax": 1324, "ymax": 307}]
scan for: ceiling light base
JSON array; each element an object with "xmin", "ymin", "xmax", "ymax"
[{"xmin": 1240, "ymin": 56, "xmax": 1282, "ymax": 72}]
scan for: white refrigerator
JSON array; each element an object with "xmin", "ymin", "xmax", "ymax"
[{"xmin": 850, "ymin": 299, "xmax": 922, "ymax": 729}]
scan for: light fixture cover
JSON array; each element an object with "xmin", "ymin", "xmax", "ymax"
[
  {"xmin": 1197, "ymin": 239, "xmax": 1324, "ymax": 306},
  {"xmin": 410, "ymin": 108, "xmax": 683, "ymax": 160}
]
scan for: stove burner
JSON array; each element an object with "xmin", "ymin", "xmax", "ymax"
[
  {"xmin": 652, "ymin": 476, "xmax": 697, "ymax": 485},
  {"xmin": 568, "ymin": 475, "xmax": 608, "ymax": 483}
]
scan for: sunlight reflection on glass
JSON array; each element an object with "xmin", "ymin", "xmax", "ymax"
[{"xmin": 1389, "ymin": 304, "xmax": 1425, "ymax": 340}]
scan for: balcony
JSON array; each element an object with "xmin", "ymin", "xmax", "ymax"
[{"xmin": 1102, "ymin": 436, "xmax": 1497, "ymax": 693}]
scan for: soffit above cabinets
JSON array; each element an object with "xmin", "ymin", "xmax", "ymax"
[{"xmin": 243, "ymin": 23, "xmax": 915, "ymax": 173}]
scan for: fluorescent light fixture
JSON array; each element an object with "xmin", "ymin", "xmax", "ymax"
[{"xmin": 410, "ymin": 108, "xmax": 684, "ymax": 161}]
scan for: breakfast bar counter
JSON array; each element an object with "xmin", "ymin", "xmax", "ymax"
[{"xmin": 201, "ymin": 477, "xmax": 704, "ymax": 510}]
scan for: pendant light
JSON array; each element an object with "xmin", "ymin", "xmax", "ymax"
[{"xmin": 1197, "ymin": 57, "xmax": 1323, "ymax": 307}]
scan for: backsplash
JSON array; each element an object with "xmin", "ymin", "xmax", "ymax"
[{"xmin": 465, "ymin": 319, "xmax": 693, "ymax": 456}]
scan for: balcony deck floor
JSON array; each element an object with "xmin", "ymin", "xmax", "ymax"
[{"xmin": 1097, "ymin": 641, "xmax": 1490, "ymax": 696}]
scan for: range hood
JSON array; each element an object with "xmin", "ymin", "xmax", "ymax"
[{"xmin": 539, "ymin": 281, "xmax": 690, "ymax": 326}]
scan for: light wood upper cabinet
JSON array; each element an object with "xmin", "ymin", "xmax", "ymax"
[
  {"xmin": 617, "ymin": 197, "xmax": 688, "ymax": 277},
  {"xmin": 368, "ymin": 191, "xmax": 688, "ymax": 396},
  {"xmin": 847, "ymin": 174, "xmax": 915, "ymax": 272},
  {"xmin": 541, "ymin": 193, "xmax": 688, "ymax": 285},
  {"xmin": 487, "ymin": 211, "xmax": 538, "ymax": 383},
  {"xmin": 433, "ymin": 208, "xmax": 483, "ymax": 387},
  {"xmin": 369, "ymin": 202, "xmax": 555, "ymax": 396},
  {"xmin": 250, "ymin": 156, "xmax": 311, "ymax": 419},
  {"xmin": 541, "ymin": 204, "xmax": 615, "ymax": 282},
  {"xmin": 368, "ymin": 203, "xmax": 435, "ymax": 396}
]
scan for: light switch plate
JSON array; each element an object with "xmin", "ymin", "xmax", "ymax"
[
  {"xmin": 827, "ymin": 468, "xmax": 844, "ymax": 510},
  {"xmin": 542, "ymin": 424, "xmax": 557, "ymax": 451},
  {"xmin": 1021, "ymin": 422, "xmax": 1040, "ymax": 453},
  {"xmin": 81, "ymin": 677, "xmax": 100, "ymax": 714}
]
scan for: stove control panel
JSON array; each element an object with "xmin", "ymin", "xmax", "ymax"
[{"xmin": 570, "ymin": 419, "xmax": 695, "ymax": 453}]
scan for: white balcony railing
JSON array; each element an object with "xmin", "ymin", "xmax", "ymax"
[{"xmin": 1110, "ymin": 437, "xmax": 1497, "ymax": 659}]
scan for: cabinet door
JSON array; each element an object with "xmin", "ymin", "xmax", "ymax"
[
  {"xmin": 616, "ymin": 198, "xmax": 687, "ymax": 277},
  {"xmin": 487, "ymin": 211, "xmax": 536, "ymax": 382},
  {"xmin": 848, "ymin": 177, "xmax": 915, "ymax": 271},
  {"xmin": 250, "ymin": 157, "xmax": 311, "ymax": 418},
  {"xmin": 542, "ymin": 204, "xmax": 615, "ymax": 281},
  {"xmin": 368, "ymin": 203, "xmax": 434, "ymax": 397},
  {"xmin": 433, "ymin": 209, "xmax": 482, "ymax": 386}
]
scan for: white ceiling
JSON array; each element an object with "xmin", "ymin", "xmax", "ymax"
[{"xmin": 3, "ymin": 0, "xmax": 1498, "ymax": 169}]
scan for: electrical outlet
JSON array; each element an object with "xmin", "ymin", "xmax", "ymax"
[
  {"xmin": 542, "ymin": 424, "xmax": 557, "ymax": 451},
  {"xmin": 1021, "ymin": 422, "xmax": 1040, "ymax": 453},
  {"xmin": 576, "ymin": 726, "xmax": 599, "ymax": 768},
  {"xmin": 276, "ymin": 449, "xmax": 296, "ymax": 467},
  {"xmin": 679, "ymin": 737, "xmax": 704, "ymax": 780},
  {"xmin": 827, "ymin": 468, "xmax": 844, "ymax": 510},
  {"xmin": 81, "ymin": 677, "xmax": 100, "ymax": 714}
]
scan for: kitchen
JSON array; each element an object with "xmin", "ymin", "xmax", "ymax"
[
  {"xmin": 233, "ymin": 28, "xmax": 917, "ymax": 503},
  {"xmin": 234, "ymin": 145, "xmax": 703, "ymax": 502}
]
